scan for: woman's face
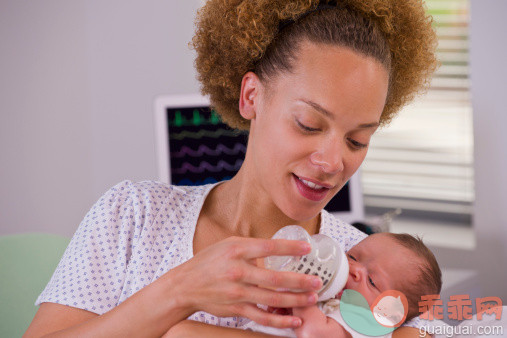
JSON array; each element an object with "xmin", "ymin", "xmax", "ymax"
[{"xmin": 241, "ymin": 40, "xmax": 389, "ymax": 221}]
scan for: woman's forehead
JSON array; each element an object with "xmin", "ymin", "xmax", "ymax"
[
  {"xmin": 262, "ymin": 41, "xmax": 389, "ymax": 122},
  {"xmin": 264, "ymin": 40, "xmax": 389, "ymax": 84}
]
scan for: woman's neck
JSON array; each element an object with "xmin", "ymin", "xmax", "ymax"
[{"xmin": 202, "ymin": 166, "xmax": 320, "ymax": 239}]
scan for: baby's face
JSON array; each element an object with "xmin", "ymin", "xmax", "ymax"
[{"xmin": 342, "ymin": 234, "xmax": 421, "ymax": 305}]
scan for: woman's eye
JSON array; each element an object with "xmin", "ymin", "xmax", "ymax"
[
  {"xmin": 368, "ymin": 277, "xmax": 376, "ymax": 288},
  {"xmin": 348, "ymin": 138, "xmax": 368, "ymax": 150},
  {"xmin": 296, "ymin": 120, "xmax": 320, "ymax": 132}
]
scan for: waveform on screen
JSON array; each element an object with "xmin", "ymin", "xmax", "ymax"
[
  {"xmin": 170, "ymin": 128, "xmax": 240, "ymax": 140},
  {"xmin": 171, "ymin": 144, "xmax": 246, "ymax": 158},
  {"xmin": 175, "ymin": 177, "xmax": 233, "ymax": 186},
  {"xmin": 172, "ymin": 159, "xmax": 243, "ymax": 174},
  {"xmin": 170, "ymin": 109, "xmax": 221, "ymax": 127}
]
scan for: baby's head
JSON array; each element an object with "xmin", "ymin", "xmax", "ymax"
[{"xmin": 344, "ymin": 232, "xmax": 442, "ymax": 321}]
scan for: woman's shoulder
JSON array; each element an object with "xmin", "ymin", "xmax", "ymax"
[
  {"xmin": 103, "ymin": 179, "xmax": 213, "ymax": 206},
  {"xmin": 86, "ymin": 180, "xmax": 216, "ymax": 233},
  {"xmin": 320, "ymin": 209, "xmax": 367, "ymax": 252}
]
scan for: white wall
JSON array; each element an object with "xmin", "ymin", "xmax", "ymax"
[
  {"xmin": 470, "ymin": 0, "xmax": 507, "ymax": 299},
  {"xmin": 0, "ymin": 0, "xmax": 202, "ymax": 237}
]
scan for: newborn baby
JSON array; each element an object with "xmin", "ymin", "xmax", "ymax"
[{"xmin": 246, "ymin": 233, "xmax": 442, "ymax": 337}]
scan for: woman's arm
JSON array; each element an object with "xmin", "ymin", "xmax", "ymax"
[
  {"xmin": 393, "ymin": 327, "xmax": 427, "ymax": 338},
  {"xmin": 25, "ymin": 237, "xmax": 321, "ymax": 337},
  {"xmin": 24, "ymin": 269, "xmax": 192, "ymax": 338},
  {"xmin": 163, "ymin": 320, "xmax": 280, "ymax": 338}
]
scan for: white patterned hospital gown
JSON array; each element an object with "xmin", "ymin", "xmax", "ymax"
[{"xmin": 36, "ymin": 180, "xmax": 368, "ymax": 328}]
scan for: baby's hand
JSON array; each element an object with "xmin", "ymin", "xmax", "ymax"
[
  {"xmin": 293, "ymin": 306, "xmax": 351, "ymax": 338},
  {"xmin": 292, "ymin": 305, "xmax": 327, "ymax": 337}
]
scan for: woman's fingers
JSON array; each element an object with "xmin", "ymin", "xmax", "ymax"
[
  {"xmin": 218, "ymin": 264, "xmax": 319, "ymax": 308},
  {"xmin": 179, "ymin": 236, "xmax": 321, "ymax": 323},
  {"xmin": 245, "ymin": 265, "xmax": 322, "ymax": 292},
  {"xmin": 242, "ymin": 284, "xmax": 318, "ymax": 309},
  {"xmin": 235, "ymin": 303, "xmax": 303, "ymax": 329},
  {"xmin": 230, "ymin": 237, "xmax": 311, "ymax": 260}
]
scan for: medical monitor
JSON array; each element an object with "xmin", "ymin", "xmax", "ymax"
[{"xmin": 154, "ymin": 94, "xmax": 364, "ymax": 224}]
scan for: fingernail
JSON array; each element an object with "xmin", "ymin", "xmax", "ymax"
[
  {"xmin": 312, "ymin": 277, "xmax": 321, "ymax": 289},
  {"xmin": 301, "ymin": 242, "xmax": 311, "ymax": 253},
  {"xmin": 292, "ymin": 318, "xmax": 302, "ymax": 327},
  {"xmin": 308, "ymin": 293, "xmax": 317, "ymax": 304}
]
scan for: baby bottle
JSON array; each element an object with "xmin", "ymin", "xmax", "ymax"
[{"xmin": 265, "ymin": 225, "xmax": 349, "ymax": 302}]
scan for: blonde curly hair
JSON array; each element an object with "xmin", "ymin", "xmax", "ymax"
[{"xmin": 191, "ymin": 0, "xmax": 438, "ymax": 130}]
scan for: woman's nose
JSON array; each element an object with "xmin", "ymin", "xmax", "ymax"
[{"xmin": 310, "ymin": 140, "xmax": 344, "ymax": 174}]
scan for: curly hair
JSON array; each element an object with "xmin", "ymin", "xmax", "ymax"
[{"xmin": 191, "ymin": 0, "xmax": 438, "ymax": 130}]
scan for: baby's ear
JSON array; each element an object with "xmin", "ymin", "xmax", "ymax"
[{"xmin": 239, "ymin": 71, "xmax": 261, "ymax": 120}]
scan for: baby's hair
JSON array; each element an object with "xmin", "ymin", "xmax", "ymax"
[
  {"xmin": 384, "ymin": 233, "xmax": 442, "ymax": 321},
  {"xmin": 191, "ymin": 0, "xmax": 438, "ymax": 130}
]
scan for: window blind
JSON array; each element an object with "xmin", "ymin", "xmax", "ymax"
[{"xmin": 361, "ymin": 0, "xmax": 473, "ymax": 217}]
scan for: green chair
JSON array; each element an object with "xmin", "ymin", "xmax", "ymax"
[{"xmin": 0, "ymin": 233, "xmax": 69, "ymax": 338}]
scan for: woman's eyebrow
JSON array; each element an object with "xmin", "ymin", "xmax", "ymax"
[
  {"xmin": 357, "ymin": 122, "xmax": 380, "ymax": 129},
  {"xmin": 298, "ymin": 99, "xmax": 380, "ymax": 129},
  {"xmin": 299, "ymin": 99, "xmax": 333, "ymax": 119}
]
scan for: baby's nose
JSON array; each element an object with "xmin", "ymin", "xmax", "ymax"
[{"xmin": 348, "ymin": 261, "xmax": 365, "ymax": 282}]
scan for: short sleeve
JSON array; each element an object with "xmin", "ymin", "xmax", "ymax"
[{"xmin": 36, "ymin": 180, "xmax": 140, "ymax": 314}]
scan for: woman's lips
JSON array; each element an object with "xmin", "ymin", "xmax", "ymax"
[{"xmin": 293, "ymin": 174, "xmax": 330, "ymax": 202}]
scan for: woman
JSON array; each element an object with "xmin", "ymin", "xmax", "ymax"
[{"xmin": 25, "ymin": 0, "xmax": 437, "ymax": 337}]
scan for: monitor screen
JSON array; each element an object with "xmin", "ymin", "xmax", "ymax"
[{"xmin": 154, "ymin": 94, "xmax": 364, "ymax": 223}]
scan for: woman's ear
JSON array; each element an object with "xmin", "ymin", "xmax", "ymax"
[{"xmin": 239, "ymin": 71, "xmax": 261, "ymax": 120}]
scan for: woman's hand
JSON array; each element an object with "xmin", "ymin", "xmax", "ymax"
[{"xmin": 163, "ymin": 236, "xmax": 323, "ymax": 329}]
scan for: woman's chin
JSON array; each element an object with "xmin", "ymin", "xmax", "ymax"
[
  {"xmin": 281, "ymin": 204, "xmax": 322, "ymax": 223},
  {"xmin": 269, "ymin": 180, "xmax": 326, "ymax": 222}
]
